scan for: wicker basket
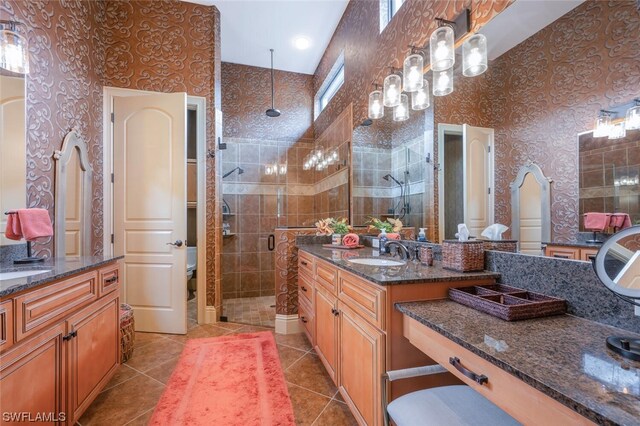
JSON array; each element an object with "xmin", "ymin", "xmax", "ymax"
[
  {"xmin": 482, "ymin": 239, "xmax": 518, "ymax": 253},
  {"xmin": 120, "ymin": 304, "xmax": 135, "ymax": 363},
  {"xmin": 442, "ymin": 240, "xmax": 485, "ymax": 272}
]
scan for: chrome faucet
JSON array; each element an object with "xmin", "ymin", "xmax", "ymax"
[{"xmin": 383, "ymin": 240, "xmax": 410, "ymax": 260}]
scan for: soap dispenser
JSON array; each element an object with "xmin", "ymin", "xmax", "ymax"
[
  {"xmin": 418, "ymin": 228, "xmax": 427, "ymax": 242},
  {"xmin": 379, "ymin": 229, "xmax": 388, "ymax": 254}
]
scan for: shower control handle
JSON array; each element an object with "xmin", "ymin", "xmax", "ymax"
[
  {"xmin": 268, "ymin": 234, "xmax": 275, "ymax": 251},
  {"xmin": 167, "ymin": 240, "xmax": 183, "ymax": 248}
]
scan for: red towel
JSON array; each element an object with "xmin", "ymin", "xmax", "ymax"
[
  {"xmin": 5, "ymin": 208, "xmax": 53, "ymax": 241},
  {"xmin": 610, "ymin": 213, "xmax": 632, "ymax": 230},
  {"xmin": 583, "ymin": 212, "xmax": 611, "ymax": 232}
]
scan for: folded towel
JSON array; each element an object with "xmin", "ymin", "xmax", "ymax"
[
  {"xmin": 4, "ymin": 213, "xmax": 22, "ymax": 240},
  {"xmin": 8, "ymin": 208, "xmax": 54, "ymax": 241},
  {"xmin": 610, "ymin": 213, "xmax": 632, "ymax": 230},
  {"xmin": 584, "ymin": 212, "xmax": 611, "ymax": 231}
]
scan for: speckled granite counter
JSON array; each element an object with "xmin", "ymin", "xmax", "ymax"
[
  {"xmin": 543, "ymin": 241, "xmax": 604, "ymax": 249},
  {"xmin": 0, "ymin": 255, "xmax": 123, "ymax": 298},
  {"xmin": 297, "ymin": 244, "xmax": 500, "ymax": 285},
  {"xmin": 396, "ymin": 300, "xmax": 640, "ymax": 425}
]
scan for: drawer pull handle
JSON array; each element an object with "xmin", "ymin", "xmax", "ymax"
[
  {"xmin": 301, "ymin": 286, "xmax": 307, "ymax": 292},
  {"xmin": 449, "ymin": 357, "xmax": 488, "ymax": 385},
  {"xmin": 301, "ymin": 317, "xmax": 308, "ymax": 323},
  {"xmin": 553, "ymin": 254, "xmax": 570, "ymax": 259},
  {"xmin": 105, "ymin": 276, "xmax": 118, "ymax": 284},
  {"xmin": 331, "ymin": 308, "xmax": 339, "ymax": 316},
  {"xmin": 63, "ymin": 330, "xmax": 77, "ymax": 341},
  {"xmin": 301, "ymin": 261, "xmax": 308, "ymax": 266}
]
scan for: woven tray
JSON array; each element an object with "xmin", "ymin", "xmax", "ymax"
[
  {"xmin": 449, "ymin": 284, "xmax": 566, "ymax": 321},
  {"xmin": 322, "ymin": 244, "xmax": 364, "ymax": 250}
]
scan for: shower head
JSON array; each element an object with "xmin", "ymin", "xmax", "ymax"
[
  {"xmin": 223, "ymin": 167, "xmax": 244, "ymax": 179},
  {"xmin": 382, "ymin": 174, "xmax": 403, "ymax": 186}
]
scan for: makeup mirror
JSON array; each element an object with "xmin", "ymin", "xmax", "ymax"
[{"xmin": 593, "ymin": 225, "xmax": 640, "ymax": 360}]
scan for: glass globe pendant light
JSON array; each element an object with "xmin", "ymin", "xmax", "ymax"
[
  {"xmin": 462, "ymin": 34, "xmax": 487, "ymax": 77},
  {"xmin": 412, "ymin": 79, "xmax": 430, "ymax": 110},
  {"xmin": 0, "ymin": 20, "xmax": 29, "ymax": 74},
  {"xmin": 429, "ymin": 25, "xmax": 454, "ymax": 72},
  {"xmin": 433, "ymin": 68, "xmax": 453, "ymax": 96},
  {"xmin": 625, "ymin": 99, "xmax": 640, "ymax": 131},
  {"xmin": 594, "ymin": 111, "xmax": 613, "ymax": 138},
  {"xmin": 383, "ymin": 73, "xmax": 402, "ymax": 107},
  {"xmin": 393, "ymin": 94, "xmax": 410, "ymax": 122},
  {"xmin": 368, "ymin": 85, "xmax": 384, "ymax": 119},
  {"xmin": 403, "ymin": 53, "xmax": 424, "ymax": 93},
  {"xmin": 608, "ymin": 122, "xmax": 626, "ymax": 140}
]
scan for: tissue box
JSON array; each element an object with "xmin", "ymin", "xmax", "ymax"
[
  {"xmin": 442, "ymin": 240, "xmax": 485, "ymax": 272},
  {"xmin": 482, "ymin": 239, "xmax": 517, "ymax": 253}
]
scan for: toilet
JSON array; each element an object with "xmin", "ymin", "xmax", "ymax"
[{"xmin": 187, "ymin": 246, "xmax": 197, "ymax": 300}]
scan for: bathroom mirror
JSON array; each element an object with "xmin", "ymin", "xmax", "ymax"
[
  {"xmin": 593, "ymin": 225, "xmax": 640, "ymax": 361},
  {"xmin": 54, "ymin": 128, "xmax": 93, "ymax": 257},
  {"xmin": 0, "ymin": 73, "xmax": 27, "ymax": 245}
]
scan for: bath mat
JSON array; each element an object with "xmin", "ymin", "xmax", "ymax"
[{"xmin": 149, "ymin": 331, "xmax": 295, "ymax": 426}]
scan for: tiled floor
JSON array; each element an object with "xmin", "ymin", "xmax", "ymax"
[
  {"xmin": 78, "ymin": 320, "xmax": 357, "ymax": 425},
  {"xmin": 222, "ymin": 295, "xmax": 276, "ymax": 327}
]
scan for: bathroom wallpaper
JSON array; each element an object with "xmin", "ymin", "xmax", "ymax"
[
  {"xmin": 221, "ymin": 62, "xmax": 314, "ymax": 142},
  {"xmin": 312, "ymin": 0, "xmax": 512, "ymax": 138},
  {"xmin": 3, "ymin": 0, "xmax": 106, "ymax": 258},
  {"xmin": 103, "ymin": 0, "xmax": 222, "ymax": 309}
]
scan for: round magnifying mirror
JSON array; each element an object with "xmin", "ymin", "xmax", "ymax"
[{"xmin": 593, "ymin": 225, "xmax": 640, "ymax": 361}]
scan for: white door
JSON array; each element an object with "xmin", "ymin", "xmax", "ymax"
[
  {"xmin": 463, "ymin": 124, "xmax": 494, "ymax": 238},
  {"xmin": 518, "ymin": 173, "xmax": 543, "ymax": 255},
  {"xmin": 113, "ymin": 93, "xmax": 187, "ymax": 334}
]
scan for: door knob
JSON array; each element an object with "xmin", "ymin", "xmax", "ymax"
[{"xmin": 167, "ymin": 240, "xmax": 183, "ymax": 247}]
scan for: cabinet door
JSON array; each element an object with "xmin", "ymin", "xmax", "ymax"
[
  {"xmin": 0, "ymin": 323, "xmax": 66, "ymax": 425},
  {"xmin": 0, "ymin": 299, "xmax": 13, "ymax": 352},
  {"xmin": 580, "ymin": 248, "xmax": 598, "ymax": 262},
  {"xmin": 66, "ymin": 294, "xmax": 120, "ymax": 423},
  {"xmin": 338, "ymin": 302, "xmax": 384, "ymax": 426},
  {"xmin": 314, "ymin": 285, "xmax": 338, "ymax": 384}
]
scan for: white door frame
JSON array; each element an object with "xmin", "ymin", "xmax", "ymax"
[
  {"xmin": 437, "ymin": 123, "xmax": 495, "ymax": 242},
  {"xmin": 103, "ymin": 86, "xmax": 207, "ymax": 325}
]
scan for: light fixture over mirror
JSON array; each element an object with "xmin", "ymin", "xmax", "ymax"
[
  {"xmin": 462, "ymin": 34, "xmax": 488, "ymax": 77},
  {"xmin": 594, "ymin": 110, "xmax": 613, "ymax": 138},
  {"xmin": 433, "ymin": 67, "xmax": 453, "ymax": 96},
  {"xmin": 626, "ymin": 99, "xmax": 640, "ymax": 131},
  {"xmin": 429, "ymin": 25, "xmax": 454, "ymax": 72},
  {"xmin": 0, "ymin": 20, "xmax": 29, "ymax": 74},
  {"xmin": 368, "ymin": 85, "xmax": 384, "ymax": 119},
  {"xmin": 608, "ymin": 121, "xmax": 626, "ymax": 140},
  {"xmin": 402, "ymin": 52, "xmax": 423, "ymax": 93},
  {"xmin": 383, "ymin": 73, "xmax": 402, "ymax": 107}
]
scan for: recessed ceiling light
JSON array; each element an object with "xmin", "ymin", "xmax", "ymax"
[{"xmin": 293, "ymin": 36, "xmax": 311, "ymax": 50}]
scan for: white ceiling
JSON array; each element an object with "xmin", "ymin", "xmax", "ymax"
[
  {"xmin": 186, "ymin": 0, "xmax": 349, "ymax": 75},
  {"xmin": 479, "ymin": 0, "xmax": 586, "ymax": 60}
]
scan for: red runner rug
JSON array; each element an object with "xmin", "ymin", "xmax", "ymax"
[{"xmin": 149, "ymin": 331, "xmax": 295, "ymax": 425}]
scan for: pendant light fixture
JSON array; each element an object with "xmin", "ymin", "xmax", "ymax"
[
  {"xmin": 412, "ymin": 78, "xmax": 430, "ymax": 110},
  {"xmin": 608, "ymin": 122, "xmax": 626, "ymax": 140},
  {"xmin": 430, "ymin": 23, "xmax": 455, "ymax": 72},
  {"xmin": 462, "ymin": 34, "xmax": 487, "ymax": 77},
  {"xmin": 383, "ymin": 72, "xmax": 402, "ymax": 107},
  {"xmin": 265, "ymin": 48, "xmax": 281, "ymax": 117},
  {"xmin": 0, "ymin": 20, "xmax": 29, "ymax": 74},
  {"xmin": 625, "ymin": 99, "xmax": 640, "ymax": 131},
  {"xmin": 393, "ymin": 94, "xmax": 410, "ymax": 122},
  {"xmin": 368, "ymin": 84, "xmax": 384, "ymax": 119},
  {"xmin": 403, "ymin": 51, "xmax": 424, "ymax": 93},
  {"xmin": 433, "ymin": 68, "xmax": 453, "ymax": 96},
  {"xmin": 594, "ymin": 110, "xmax": 613, "ymax": 138}
]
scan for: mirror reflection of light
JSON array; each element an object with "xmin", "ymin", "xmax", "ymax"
[{"xmin": 582, "ymin": 353, "xmax": 640, "ymax": 395}]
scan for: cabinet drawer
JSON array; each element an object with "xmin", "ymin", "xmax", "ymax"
[
  {"xmin": 338, "ymin": 270, "xmax": 385, "ymax": 330},
  {"xmin": 15, "ymin": 271, "xmax": 98, "ymax": 342},
  {"xmin": 298, "ymin": 272, "xmax": 314, "ymax": 308},
  {"xmin": 403, "ymin": 315, "xmax": 594, "ymax": 425},
  {"xmin": 298, "ymin": 296, "xmax": 314, "ymax": 345},
  {"xmin": 98, "ymin": 263, "xmax": 120, "ymax": 297},
  {"xmin": 0, "ymin": 300, "xmax": 13, "ymax": 351},
  {"xmin": 580, "ymin": 248, "xmax": 598, "ymax": 262},
  {"xmin": 545, "ymin": 246, "xmax": 579, "ymax": 260},
  {"xmin": 315, "ymin": 258, "xmax": 338, "ymax": 294},
  {"xmin": 298, "ymin": 251, "xmax": 314, "ymax": 278}
]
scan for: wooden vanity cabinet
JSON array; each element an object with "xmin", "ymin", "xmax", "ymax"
[
  {"xmin": 545, "ymin": 245, "xmax": 599, "ymax": 262},
  {"xmin": 0, "ymin": 261, "xmax": 121, "ymax": 425}
]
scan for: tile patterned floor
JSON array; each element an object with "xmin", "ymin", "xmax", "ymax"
[
  {"xmin": 77, "ymin": 320, "xmax": 357, "ymax": 425},
  {"xmin": 222, "ymin": 295, "xmax": 276, "ymax": 328}
]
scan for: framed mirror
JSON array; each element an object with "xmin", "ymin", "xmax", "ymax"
[
  {"xmin": 593, "ymin": 225, "xmax": 640, "ymax": 360},
  {"xmin": 54, "ymin": 128, "xmax": 93, "ymax": 257},
  {"xmin": 0, "ymin": 73, "xmax": 26, "ymax": 245}
]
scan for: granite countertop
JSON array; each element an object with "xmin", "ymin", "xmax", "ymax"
[
  {"xmin": 396, "ymin": 300, "xmax": 640, "ymax": 425},
  {"xmin": 543, "ymin": 241, "xmax": 604, "ymax": 249},
  {"xmin": 0, "ymin": 255, "xmax": 124, "ymax": 298},
  {"xmin": 297, "ymin": 244, "xmax": 500, "ymax": 285}
]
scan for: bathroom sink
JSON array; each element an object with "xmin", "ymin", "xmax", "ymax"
[
  {"xmin": 347, "ymin": 258, "xmax": 405, "ymax": 266},
  {"xmin": 0, "ymin": 270, "xmax": 52, "ymax": 281}
]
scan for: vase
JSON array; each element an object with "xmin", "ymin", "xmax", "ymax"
[{"xmin": 332, "ymin": 234, "xmax": 343, "ymax": 245}]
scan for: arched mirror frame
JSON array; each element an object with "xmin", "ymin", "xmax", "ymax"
[
  {"xmin": 54, "ymin": 128, "xmax": 93, "ymax": 257},
  {"xmin": 510, "ymin": 161, "xmax": 552, "ymax": 249}
]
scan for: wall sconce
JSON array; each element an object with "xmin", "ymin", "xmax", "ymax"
[
  {"xmin": 626, "ymin": 99, "xmax": 640, "ymax": 131},
  {"xmin": 411, "ymin": 78, "xmax": 430, "ymax": 110},
  {"xmin": 368, "ymin": 83, "xmax": 384, "ymax": 119},
  {"xmin": 594, "ymin": 110, "xmax": 613, "ymax": 138},
  {"xmin": 462, "ymin": 34, "xmax": 488, "ymax": 77},
  {"xmin": 383, "ymin": 70, "xmax": 402, "ymax": 107},
  {"xmin": 430, "ymin": 24, "xmax": 455, "ymax": 72},
  {"xmin": 393, "ymin": 94, "xmax": 410, "ymax": 122},
  {"xmin": 0, "ymin": 20, "xmax": 29, "ymax": 74}
]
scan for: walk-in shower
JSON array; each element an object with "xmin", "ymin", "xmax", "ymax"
[{"xmin": 383, "ymin": 173, "xmax": 410, "ymax": 219}]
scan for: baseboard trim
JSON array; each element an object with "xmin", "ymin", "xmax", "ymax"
[
  {"xmin": 204, "ymin": 306, "xmax": 218, "ymax": 324},
  {"xmin": 275, "ymin": 314, "xmax": 302, "ymax": 335}
]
